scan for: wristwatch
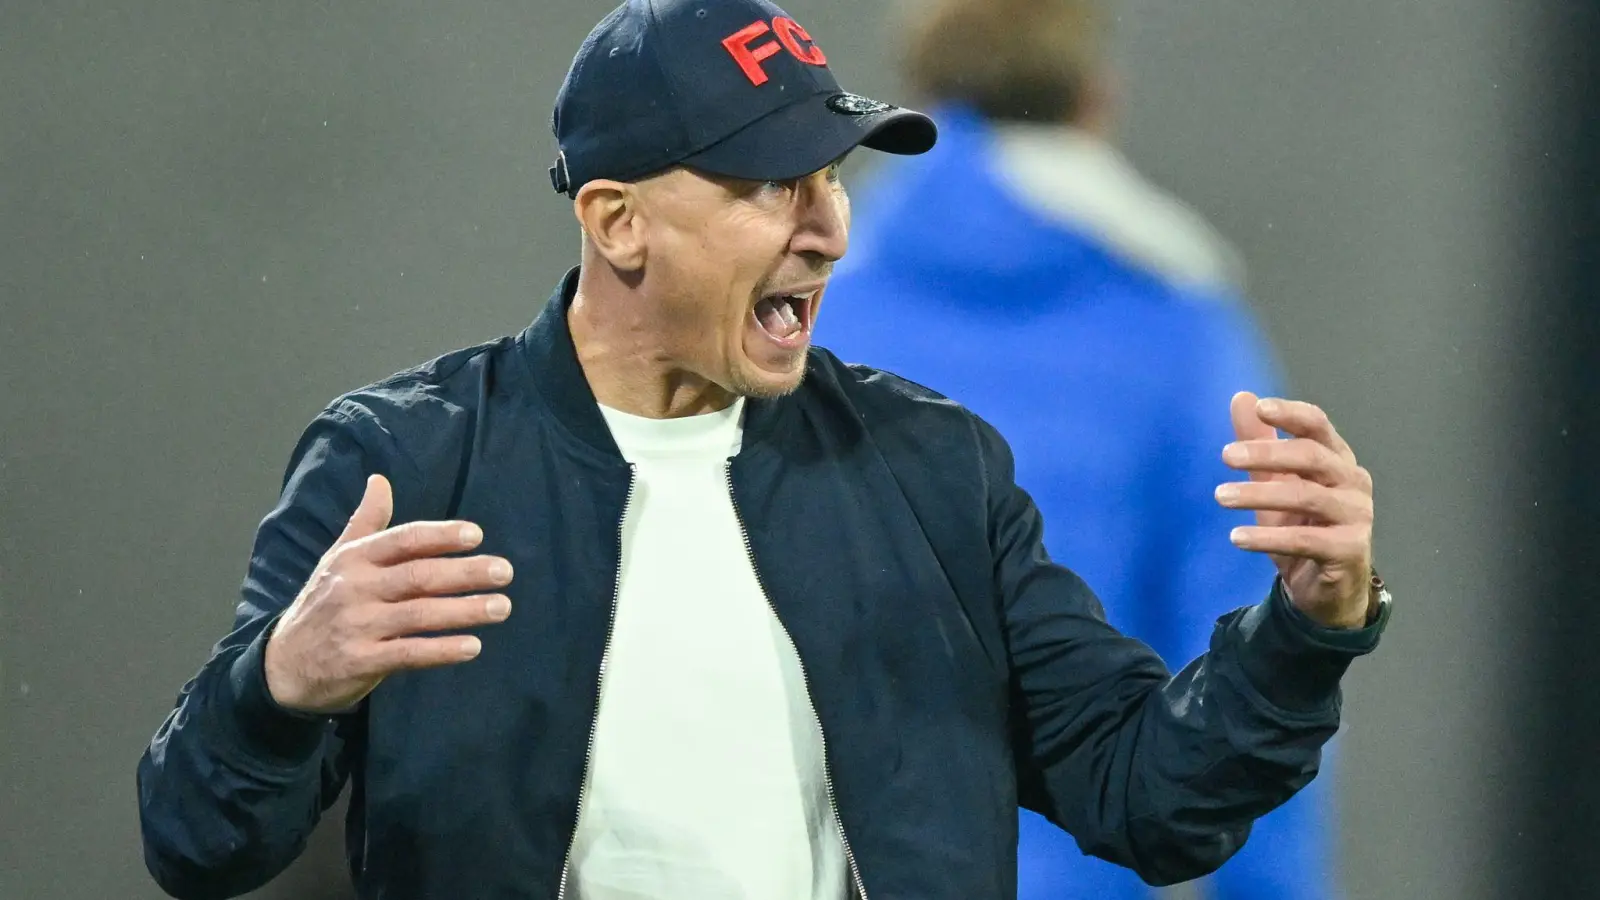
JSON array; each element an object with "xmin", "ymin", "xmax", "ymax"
[{"xmin": 1365, "ymin": 568, "xmax": 1393, "ymax": 627}]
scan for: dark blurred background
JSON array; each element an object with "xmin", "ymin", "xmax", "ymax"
[{"xmin": 1, "ymin": 1, "xmax": 1594, "ymax": 898}]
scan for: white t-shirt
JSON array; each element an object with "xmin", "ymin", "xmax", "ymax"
[{"xmin": 567, "ymin": 396, "xmax": 849, "ymax": 900}]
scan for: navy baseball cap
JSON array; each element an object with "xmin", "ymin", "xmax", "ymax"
[{"xmin": 549, "ymin": 0, "xmax": 938, "ymax": 196}]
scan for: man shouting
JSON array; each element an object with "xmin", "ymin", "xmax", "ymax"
[{"xmin": 136, "ymin": 1, "xmax": 1392, "ymax": 898}]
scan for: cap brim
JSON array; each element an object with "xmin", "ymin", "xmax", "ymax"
[{"xmin": 680, "ymin": 91, "xmax": 937, "ymax": 184}]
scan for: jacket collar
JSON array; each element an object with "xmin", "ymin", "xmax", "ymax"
[{"xmin": 514, "ymin": 266, "xmax": 796, "ymax": 461}]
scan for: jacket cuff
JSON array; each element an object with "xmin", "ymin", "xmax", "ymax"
[
  {"xmin": 1230, "ymin": 579, "xmax": 1387, "ymax": 713},
  {"xmin": 214, "ymin": 616, "xmax": 331, "ymax": 769}
]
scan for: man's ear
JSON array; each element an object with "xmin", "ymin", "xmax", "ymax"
[{"xmin": 573, "ymin": 180, "xmax": 646, "ymax": 271}]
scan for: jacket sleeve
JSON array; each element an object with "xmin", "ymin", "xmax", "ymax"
[
  {"xmin": 136, "ymin": 406, "xmax": 394, "ymax": 899},
  {"xmin": 1156, "ymin": 303, "xmax": 1340, "ymax": 900},
  {"xmin": 985, "ymin": 415, "xmax": 1385, "ymax": 887}
]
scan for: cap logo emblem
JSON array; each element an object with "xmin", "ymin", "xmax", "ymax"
[
  {"xmin": 721, "ymin": 17, "xmax": 827, "ymax": 86},
  {"xmin": 826, "ymin": 93, "xmax": 892, "ymax": 116}
]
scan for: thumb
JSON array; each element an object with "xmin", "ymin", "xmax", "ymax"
[
  {"xmin": 1229, "ymin": 390, "xmax": 1275, "ymax": 443},
  {"xmin": 1228, "ymin": 391, "xmax": 1279, "ymax": 484},
  {"xmin": 336, "ymin": 473, "xmax": 394, "ymax": 546}
]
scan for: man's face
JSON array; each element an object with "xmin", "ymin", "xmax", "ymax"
[{"xmin": 633, "ymin": 161, "xmax": 851, "ymax": 399}]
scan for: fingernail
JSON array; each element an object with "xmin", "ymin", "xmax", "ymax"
[
  {"xmin": 489, "ymin": 559, "xmax": 514, "ymax": 582},
  {"xmin": 1223, "ymin": 443, "xmax": 1247, "ymax": 463},
  {"xmin": 1230, "ymin": 527, "xmax": 1248, "ymax": 544},
  {"xmin": 460, "ymin": 523, "xmax": 483, "ymax": 544},
  {"xmin": 1258, "ymin": 398, "xmax": 1280, "ymax": 415},
  {"xmin": 1215, "ymin": 484, "xmax": 1240, "ymax": 502},
  {"xmin": 486, "ymin": 595, "xmax": 512, "ymax": 619},
  {"xmin": 460, "ymin": 636, "xmax": 482, "ymax": 657}
]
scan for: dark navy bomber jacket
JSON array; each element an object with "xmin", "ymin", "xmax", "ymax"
[{"xmin": 137, "ymin": 267, "xmax": 1388, "ymax": 900}]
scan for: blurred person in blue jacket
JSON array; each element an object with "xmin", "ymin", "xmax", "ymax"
[{"xmin": 819, "ymin": 1, "xmax": 1339, "ymax": 898}]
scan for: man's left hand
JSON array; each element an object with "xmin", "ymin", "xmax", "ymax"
[{"xmin": 1214, "ymin": 392, "xmax": 1376, "ymax": 630}]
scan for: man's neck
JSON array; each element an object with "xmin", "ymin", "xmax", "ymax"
[{"xmin": 567, "ymin": 287, "xmax": 738, "ymax": 420}]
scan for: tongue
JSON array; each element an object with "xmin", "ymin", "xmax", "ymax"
[{"xmin": 756, "ymin": 296, "xmax": 801, "ymax": 338}]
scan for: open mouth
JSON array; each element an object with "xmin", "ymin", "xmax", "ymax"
[{"xmin": 751, "ymin": 288, "xmax": 817, "ymax": 348}]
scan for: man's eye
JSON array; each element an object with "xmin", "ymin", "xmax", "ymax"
[{"xmin": 754, "ymin": 179, "xmax": 794, "ymax": 200}]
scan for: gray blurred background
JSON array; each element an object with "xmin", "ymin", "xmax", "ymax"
[{"xmin": 2, "ymin": 0, "xmax": 1594, "ymax": 898}]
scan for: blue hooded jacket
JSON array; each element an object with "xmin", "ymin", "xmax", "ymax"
[{"xmin": 819, "ymin": 109, "xmax": 1338, "ymax": 900}]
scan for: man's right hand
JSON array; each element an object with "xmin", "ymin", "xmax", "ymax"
[{"xmin": 263, "ymin": 473, "xmax": 514, "ymax": 714}]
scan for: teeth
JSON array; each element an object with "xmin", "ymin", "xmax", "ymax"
[{"xmin": 779, "ymin": 299, "xmax": 800, "ymax": 328}]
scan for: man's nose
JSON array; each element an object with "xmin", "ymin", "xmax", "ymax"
[{"xmin": 789, "ymin": 170, "xmax": 850, "ymax": 263}]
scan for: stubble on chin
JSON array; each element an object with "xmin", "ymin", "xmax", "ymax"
[{"xmin": 727, "ymin": 355, "xmax": 809, "ymax": 400}]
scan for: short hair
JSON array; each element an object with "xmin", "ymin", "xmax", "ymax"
[{"xmin": 902, "ymin": 0, "xmax": 1106, "ymax": 124}]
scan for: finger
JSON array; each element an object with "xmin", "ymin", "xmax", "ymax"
[
  {"xmin": 360, "ymin": 519, "xmax": 486, "ymax": 567},
  {"xmin": 1215, "ymin": 481, "xmax": 1373, "ymax": 524},
  {"xmin": 376, "ymin": 594, "xmax": 513, "ymax": 638},
  {"xmin": 1255, "ymin": 398, "xmax": 1356, "ymax": 463},
  {"xmin": 1222, "ymin": 438, "xmax": 1351, "ymax": 487},
  {"xmin": 1228, "ymin": 524, "xmax": 1369, "ymax": 562},
  {"xmin": 335, "ymin": 474, "xmax": 394, "ymax": 547},
  {"xmin": 362, "ymin": 635, "xmax": 484, "ymax": 674},
  {"xmin": 381, "ymin": 554, "xmax": 514, "ymax": 600},
  {"xmin": 1229, "ymin": 392, "xmax": 1277, "ymax": 482}
]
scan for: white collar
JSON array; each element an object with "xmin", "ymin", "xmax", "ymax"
[{"xmin": 989, "ymin": 123, "xmax": 1248, "ymax": 294}]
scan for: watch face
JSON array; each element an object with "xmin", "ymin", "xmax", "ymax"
[{"xmin": 1370, "ymin": 588, "xmax": 1393, "ymax": 628}]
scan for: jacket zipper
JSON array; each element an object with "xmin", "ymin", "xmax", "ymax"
[
  {"xmin": 723, "ymin": 461, "xmax": 871, "ymax": 900},
  {"xmin": 556, "ymin": 465, "xmax": 636, "ymax": 900}
]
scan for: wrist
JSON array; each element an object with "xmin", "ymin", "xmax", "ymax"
[
  {"xmin": 1286, "ymin": 569, "xmax": 1388, "ymax": 631},
  {"xmin": 261, "ymin": 627, "xmax": 311, "ymax": 715}
]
